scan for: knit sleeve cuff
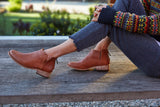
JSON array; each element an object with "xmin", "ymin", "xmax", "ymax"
[{"xmin": 98, "ymin": 6, "xmax": 116, "ymax": 25}]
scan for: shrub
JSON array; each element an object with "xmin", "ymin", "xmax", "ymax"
[
  {"xmin": 89, "ymin": 7, "xmax": 95, "ymax": 19},
  {"xmin": 30, "ymin": 9, "xmax": 91, "ymax": 36},
  {"xmin": 6, "ymin": 0, "xmax": 22, "ymax": 12},
  {"xmin": 12, "ymin": 19, "xmax": 31, "ymax": 35},
  {"xmin": 9, "ymin": 0, "xmax": 22, "ymax": 4},
  {"xmin": 6, "ymin": 3, "xmax": 22, "ymax": 12},
  {"xmin": 0, "ymin": 8, "xmax": 6, "ymax": 35},
  {"xmin": 30, "ymin": 22, "xmax": 55, "ymax": 36}
]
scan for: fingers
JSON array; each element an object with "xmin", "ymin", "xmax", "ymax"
[
  {"xmin": 92, "ymin": 4, "xmax": 105, "ymax": 22},
  {"xmin": 96, "ymin": 8, "xmax": 102, "ymax": 12},
  {"xmin": 92, "ymin": 11, "xmax": 100, "ymax": 22},
  {"xmin": 94, "ymin": 11, "xmax": 99, "ymax": 17},
  {"xmin": 92, "ymin": 15, "xmax": 99, "ymax": 22},
  {"xmin": 95, "ymin": 6, "xmax": 102, "ymax": 12},
  {"xmin": 94, "ymin": 7, "xmax": 102, "ymax": 17}
]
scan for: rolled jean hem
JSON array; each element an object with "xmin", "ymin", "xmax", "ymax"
[
  {"xmin": 69, "ymin": 36, "xmax": 82, "ymax": 52},
  {"xmin": 68, "ymin": 22, "xmax": 109, "ymax": 52}
]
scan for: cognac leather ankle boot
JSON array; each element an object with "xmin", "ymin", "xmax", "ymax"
[
  {"xmin": 68, "ymin": 49, "xmax": 110, "ymax": 71},
  {"xmin": 8, "ymin": 49, "xmax": 56, "ymax": 78}
]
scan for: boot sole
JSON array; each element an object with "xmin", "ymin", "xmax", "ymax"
[
  {"xmin": 8, "ymin": 51, "xmax": 51, "ymax": 78},
  {"xmin": 68, "ymin": 64, "xmax": 109, "ymax": 71},
  {"xmin": 36, "ymin": 69, "xmax": 51, "ymax": 78}
]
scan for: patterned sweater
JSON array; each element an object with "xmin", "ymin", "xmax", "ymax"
[{"xmin": 98, "ymin": 0, "xmax": 160, "ymax": 41}]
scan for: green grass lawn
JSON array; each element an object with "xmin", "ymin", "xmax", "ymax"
[{"xmin": 0, "ymin": 12, "xmax": 89, "ymax": 36}]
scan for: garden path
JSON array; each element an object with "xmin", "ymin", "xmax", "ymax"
[{"xmin": 0, "ymin": 1, "xmax": 96, "ymax": 14}]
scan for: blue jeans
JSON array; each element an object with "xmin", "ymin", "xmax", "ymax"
[{"xmin": 69, "ymin": 0, "xmax": 160, "ymax": 78}]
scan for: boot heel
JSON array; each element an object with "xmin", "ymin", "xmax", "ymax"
[
  {"xmin": 36, "ymin": 69, "xmax": 51, "ymax": 78},
  {"xmin": 89, "ymin": 65, "xmax": 110, "ymax": 71}
]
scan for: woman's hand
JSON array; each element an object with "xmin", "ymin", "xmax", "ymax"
[
  {"xmin": 92, "ymin": 8, "xmax": 101, "ymax": 22},
  {"xmin": 92, "ymin": 5, "xmax": 106, "ymax": 22}
]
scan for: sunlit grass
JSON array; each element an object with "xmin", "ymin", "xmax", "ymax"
[
  {"xmin": 70, "ymin": 14, "xmax": 88, "ymax": 20},
  {"xmin": 4, "ymin": 12, "xmax": 40, "ymax": 18},
  {"xmin": 0, "ymin": 12, "xmax": 89, "ymax": 35}
]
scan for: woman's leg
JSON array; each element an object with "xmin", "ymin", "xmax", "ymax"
[
  {"xmin": 94, "ymin": 36, "xmax": 111, "ymax": 51},
  {"xmin": 9, "ymin": 18, "xmax": 111, "ymax": 78},
  {"xmin": 67, "ymin": 0, "xmax": 146, "ymax": 70},
  {"xmin": 108, "ymin": 25, "xmax": 160, "ymax": 77},
  {"xmin": 45, "ymin": 0, "xmax": 145, "ymax": 56},
  {"xmin": 45, "ymin": 39, "xmax": 76, "ymax": 58},
  {"xmin": 68, "ymin": 0, "xmax": 160, "ymax": 77},
  {"xmin": 67, "ymin": 36, "xmax": 111, "ymax": 71},
  {"xmin": 107, "ymin": 0, "xmax": 160, "ymax": 77},
  {"xmin": 68, "ymin": 0, "xmax": 147, "ymax": 52},
  {"xmin": 10, "ymin": 0, "xmax": 160, "ymax": 77},
  {"xmin": 69, "ymin": 21, "xmax": 108, "ymax": 51},
  {"xmin": 8, "ymin": 39, "xmax": 77, "ymax": 78}
]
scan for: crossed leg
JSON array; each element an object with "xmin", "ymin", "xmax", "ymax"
[{"xmin": 8, "ymin": 0, "xmax": 160, "ymax": 78}]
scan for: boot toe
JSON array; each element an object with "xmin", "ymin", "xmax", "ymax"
[
  {"xmin": 9, "ymin": 50, "xmax": 21, "ymax": 57},
  {"xmin": 9, "ymin": 50, "xmax": 17, "ymax": 59},
  {"xmin": 68, "ymin": 62, "xmax": 80, "ymax": 68},
  {"xmin": 67, "ymin": 62, "xmax": 76, "ymax": 68},
  {"xmin": 8, "ymin": 50, "xmax": 26, "ymax": 66},
  {"xmin": 68, "ymin": 62, "xmax": 87, "ymax": 70}
]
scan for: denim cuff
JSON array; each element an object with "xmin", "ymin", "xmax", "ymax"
[{"xmin": 69, "ymin": 35, "xmax": 81, "ymax": 52}]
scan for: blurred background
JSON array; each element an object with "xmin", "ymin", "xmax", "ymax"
[{"xmin": 0, "ymin": 0, "xmax": 115, "ymax": 36}]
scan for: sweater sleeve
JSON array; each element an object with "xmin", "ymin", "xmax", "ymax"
[
  {"xmin": 141, "ymin": 0, "xmax": 151, "ymax": 15},
  {"xmin": 113, "ymin": 11, "xmax": 160, "ymax": 35},
  {"xmin": 98, "ymin": 7, "xmax": 160, "ymax": 35}
]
